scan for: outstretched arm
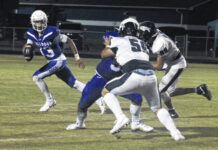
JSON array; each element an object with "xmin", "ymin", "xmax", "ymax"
[{"xmin": 66, "ymin": 36, "xmax": 85, "ymax": 69}]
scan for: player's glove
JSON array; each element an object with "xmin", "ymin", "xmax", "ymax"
[{"xmin": 23, "ymin": 44, "xmax": 34, "ymax": 61}]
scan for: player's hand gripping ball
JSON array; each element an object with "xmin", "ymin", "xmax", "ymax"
[{"xmin": 23, "ymin": 44, "xmax": 34, "ymax": 61}]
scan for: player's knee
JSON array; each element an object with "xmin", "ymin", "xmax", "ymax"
[
  {"xmin": 161, "ymin": 92, "xmax": 170, "ymax": 101},
  {"xmin": 150, "ymin": 105, "xmax": 162, "ymax": 113},
  {"xmin": 33, "ymin": 76, "xmax": 40, "ymax": 82},
  {"xmin": 101, "ymin": 88, "xmax": 109, "ymax": 97}
]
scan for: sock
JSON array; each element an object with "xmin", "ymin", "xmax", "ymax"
[
  {"xmin": 161, "ymin": 92, "xmax": 174, "ymax": 110},
  {"xmin": 103, "ymin": 93, "xmax": 125, "ymax": 120},
  {"xmin": 73, "ymin": 80, "xmax": 85, "ymax": 92},
  {"xmin": 156, "ymin": 108, "xmax": 177, "ymax": 133},
  {"xmin": 33, "ymin": 76, "xmax": 53, "ymax": 101},
  {"xmin": 77, "ymin": 108, "xmax": 87, "ymax": 125},
  {"xmin": 130, "ymin": 103, "xmax": 141, "ymax": 123},
  {"xmin": 170, "ymin": 88, "xmax": 196, "ymax": 97}
]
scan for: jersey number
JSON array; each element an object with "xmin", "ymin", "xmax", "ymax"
[
  {"xmin": 46, "ymin": 49, "xmax": 55, "ymax": 58},
  {"xmin": 129, "ymin": 39, "xmax": 147, "ymax": 53},
  {"xmin": 40, "ymin": 48, "xmax": 55, "ymax": 58}
]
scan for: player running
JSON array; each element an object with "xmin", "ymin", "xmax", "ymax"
[
  {"xmin": 23, "ymin": 10, "xmax": 85, "ymax": 112},
  {"xmin": 138, "ymin": 21, "xmax": 212, "ymax": 118}
]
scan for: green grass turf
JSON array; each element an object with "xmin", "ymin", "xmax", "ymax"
[{"xmin": 0, "ymin": 54, "xmax": 218, "ymax": 150}]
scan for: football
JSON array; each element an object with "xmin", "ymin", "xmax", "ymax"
[{"xmin": 23, "ymin": 44, "xmax": 34, "ymax": 61}]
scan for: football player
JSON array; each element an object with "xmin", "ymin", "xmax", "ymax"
[
  {"xmin": 101, "ymin": 18, "xmax": 185, "ymax": 141},
  {"xmin": 138, "ymin": 21, "xmax": 212, "ymax": 118},
  {"xmin": 66, "ymin": 31, "xmax": 153, "ymax": 133},
  {"xmin": 23, "ymin": 10, "xmax": 85, "ymax": 112}
]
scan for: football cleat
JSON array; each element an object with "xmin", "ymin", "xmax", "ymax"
[
  {"xmin": 39, "ymin": 99, "xmax": 56, "ymax": 112},
  {"xmin": 168, "ymin": 108, "xmax": 179, "ymax": 119},
  {"xmin": 110, "ymin": 116, "xmax": 130, "ymax": 134},
  {"xmin": 66, "ymin": 122, "xmax": 86, "ymax": 130},
  {"xmin": 131, "ymin": 121, "xmax": 154, "ymax": 132},
  {"xmin": 170, "ymin": 129, "xmax": 185, "ymax": 141},
  {"xmin": 196, "ymin": 84, "xmax": 212, "ymax": 100}
]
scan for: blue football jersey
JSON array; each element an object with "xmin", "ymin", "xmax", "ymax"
[
  {"xmin": 26, "ymin": 26, "xmax": 63, "ymax": 60},
  {"xmin": 96, "ymin": 58, "xmax": 122, "ymax": 81}
]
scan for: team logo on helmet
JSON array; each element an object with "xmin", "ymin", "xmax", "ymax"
[
  {"xmin": 139, "ymin": 21, "xmax": 157, "ymax": 41},
  {"xmin": 118, "ymin": 18, "xmax": 139, "ymax": 37}
]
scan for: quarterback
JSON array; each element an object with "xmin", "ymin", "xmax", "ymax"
[{"xmin": 23, "ymin": 10, "xmax": 85, "ymax": 112}]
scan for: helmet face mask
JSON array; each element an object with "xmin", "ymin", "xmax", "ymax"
[
  {"xmin": 139, "ymin": 21, "xmax": 156, "ymax": 42},
  {"xmin": 31, "ymin": 10, "xmax": 48, "ymax": 33},
  {"xmin": 118, "ymin": 18, "xmax": 139, "ymax": 37}
]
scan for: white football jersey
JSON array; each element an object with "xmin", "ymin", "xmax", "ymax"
[
  {"xmin": 107, "ymin": 36, "xmax": 149, "ymax": 67},
  {"xmin": 150, "ymin": 30, "xmax": 185, "ymax": 66}
]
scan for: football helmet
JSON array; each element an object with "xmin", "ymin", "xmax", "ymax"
[
  {"xmin": 118, "ymin": 18, "xmax": 139, "ymax": 37},
  {"xmin": 30, "ymin": 10, "xmax": 48, "ymax": 33},
  {"xmin": 139, "ymin": 21, "xmax": 157, "ymax": 41}
]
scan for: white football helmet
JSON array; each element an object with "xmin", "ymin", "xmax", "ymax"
[
  {"xmin": 118, "ymin": 18, "xmax": 139, "ymax": 37},
  {"xmin": 30, "ymin": 10, "xmax": 48, "ymax": 33}
]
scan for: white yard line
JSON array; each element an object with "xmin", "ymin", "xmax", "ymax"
[
  {"xmin": 0, "ymin": 101, "xmax": 130, "ymax": 108},
  {"xmin": 0, "ymin": 132, "xmax": 134, "ymax": 142}
]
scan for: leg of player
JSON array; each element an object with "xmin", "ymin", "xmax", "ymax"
[
  {"xmin": 67, "ymin": 74, "xmax": 107, "ymax": 130},
  {"xmin": 33, "ymin": 76, "xmax": 56, "ymax": 112},
  {"xmin": 122, "ymin": 94, "xmax": 153, "ymax": 132},
  {"xmin": 130, "ymin": 103, "xmax": 153, "ymax": 132},
  {"xmin": 156, "ymin": 108, "xmax": 185, "ymax": 141},
  {"xmin": 170, "ymin": 84, "xmax": 212, "ymax": 100},
  {"xmin": 73, "ymin": 80, "xmax": 85, "ymax": 92},
  {"xmin": 33, "ymin": 60, "xmax": 70, "ymax": 112},
  {"xmin": 102, "ymin": 88, "xmax": 130, "ymax": 134},
  {"xmin": 66, "ymin": 108, "xmax": 87, "ymax": 130},
  {"xmin": 161, "ymin": 92, "xmax": 179, "ymax": 118},
  {"xmin": 55, "ymin": 65, "xmax": 85, "ymax": 92},
  {"xmin": 142, "ymin": 74, "xmax": 184, "ymax": 141}
]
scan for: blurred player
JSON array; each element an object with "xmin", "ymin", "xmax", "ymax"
[
  {"xmin": 66, "ymin": 31, "xmax": 153, "ymax": 133},
  {"xmin": 139, "ymin": 21, "xmax": 212, "ymax": 118},
  {"xmin": 23, "ymin": 10, "xmax": 85, "ymax": 112},
  {"xmin": 101, "ymin": 18, "xmax": 185, "ymax": 141}
]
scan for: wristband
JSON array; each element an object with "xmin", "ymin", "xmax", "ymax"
[{"xmin": 74, "ymin": 53, "xmax": 80, "ymax": 61}]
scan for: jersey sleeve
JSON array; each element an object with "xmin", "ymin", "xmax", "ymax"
[
  {"xmin": 152, "ymin": 37, "xmax": 169, "ymax": 56},
  {"xmin": 55, "ymin": 34, "xmax": 68, "ymax": 43},
  {"xmin": 52, "ymin": 27, "xmax": 68, "ymax": 43},
  {"xmin": 27, "ymin": 39, "xmax": 33, "ymax": 45}
]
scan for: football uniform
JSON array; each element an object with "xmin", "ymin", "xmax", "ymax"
[
  {"xmin": 26, "ymin": 26, "xmax": 77, "ymax": 87},
  {"xmin": 78, "ymin": 57, "xmax": 143, "ymax": 110},
  {"xmin": 149, "ymin": 30, "xmax": 187, "ymax": 94},
  {"xmin": 105, "ymin": 36, "xmax": 161, "ymax": 112}
]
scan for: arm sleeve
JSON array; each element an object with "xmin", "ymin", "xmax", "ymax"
[
  {"xmin": 27, "ymin": 39, "xmax": 33, "ymax": 45},
  {"xmin": 55, "ymin": 34, "xmax": 68, "ymax": 43}
]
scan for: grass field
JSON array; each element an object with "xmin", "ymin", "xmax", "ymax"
[{"xmin": 0, "ymin": 54, "xmax": 218, "ymax": 150}]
